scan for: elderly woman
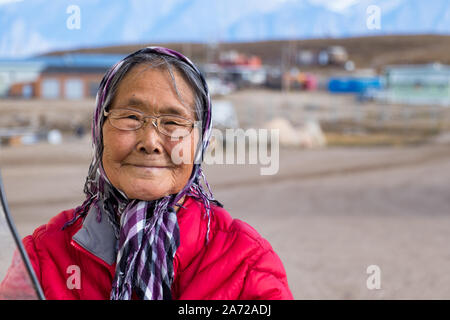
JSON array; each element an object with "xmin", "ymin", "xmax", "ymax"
[{"xmin": 1, "ymin": 47, "xmax": 292, "ymax": 300}]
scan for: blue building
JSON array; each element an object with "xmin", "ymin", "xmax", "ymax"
[{"xmin": 0, "ymin": 54, "xmax": 125, "ymax": 99}]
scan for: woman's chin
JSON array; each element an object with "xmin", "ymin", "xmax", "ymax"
[
  {"xmin": 126, "ymin": 165, "xmax": 170, "ymax": 179},
  {"xmin": 123, "ymin": 183, "xmax": 172, "ymax": 201}
]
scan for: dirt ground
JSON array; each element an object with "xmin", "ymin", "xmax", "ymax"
[{"xmin": 1, "ymin": 136, "xmax": 449, "ymax": 299}]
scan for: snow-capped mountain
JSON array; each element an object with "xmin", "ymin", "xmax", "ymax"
[{"xmin": 0, "ymin": 0, "xmax": 448, "ymax": 58}]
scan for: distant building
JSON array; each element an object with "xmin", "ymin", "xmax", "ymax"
[
  {"xmin": 327, "ymin": 76, "xmax": 382, "ymax": 94},
  {"xmin": 296, "ymin": 50, "xmax": 315, "ymax": 66},
  {"xmin": 325, "ymin": 46, "xmax": 348, "ymax": 65},
  {"xmin": 384, "ymin": 63, "xmax": 450, "ymax": 106},
  {"xmin": 0, "ymin": 60, "xmax": 43, "ymax": 98},
  {"xmin": 218, "ymin": 50, "xmax": 262, "ymax": 68},
  {"xmin": 0, "ymin": 54, "xmax": 125, "ymax": 99},
  {"xmin": 297, "ymin": 46, "xmax": 349, "ymax": 67},
  {"xmin": 216, "ymin": 50, "xmax": 266, "ymax": 89}
]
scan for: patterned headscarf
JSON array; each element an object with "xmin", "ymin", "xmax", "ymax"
[{"xmin": 63, "ymin": 47, "xmax": 219, "ymax": 300}]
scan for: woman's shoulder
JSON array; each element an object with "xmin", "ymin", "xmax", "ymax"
[
  {"xmin": 174, "ymin": 197, "xmax": 292, "ymax": 299},
  {"xmin": 211, "ymin": 204, "xmax": 270, "ymax": 250},
  {"xmin": 177, "ymin": 197, "xmax": 267, "ymax": 242},
  {"xmin": 20, "ymin": 208, "xmax": 82, "ymax": 281},
  {"xmin": 26, "ymin": 208, "xmax": 79, "ymax": 243},
  {"xmin": 178, "ymin": 196, "xmax": 274, "ymax": 261}
]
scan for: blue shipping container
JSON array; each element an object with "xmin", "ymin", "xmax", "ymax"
[{"xmin": 328, "ymin": 77, "xmax": 382, "ymax": 93}]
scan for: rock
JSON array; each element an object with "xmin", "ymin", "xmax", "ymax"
[
  {"xmin": 264, "ymin": 117, "xmax": 302, "ymax": 147},
  {"xmin": 264, "ymin": 117, "xmax": 327, "ymax": 148}
]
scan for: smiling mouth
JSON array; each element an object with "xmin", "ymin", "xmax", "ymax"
[
  {"xmin": 124, "ymin": 163, "xmax": 173, "ymax": 172},
  {"xmin": 132, "ymin": 164, "xmax": 168, "ymax": 168}
]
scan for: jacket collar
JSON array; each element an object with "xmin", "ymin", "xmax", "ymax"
[
  {"xmin": 72, "ymin": 200, "xmax": 117, "ymax": 266},
  {"xmin": 70, "ymin": 195, "xmax": 204, "ymax": 268}
]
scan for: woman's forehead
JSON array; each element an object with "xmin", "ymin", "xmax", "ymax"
[
  {"xmin": 115, "ymin": 96, "xmax": 192, "ymax": 118},
  {"xmin": 112, "ymin": 64, "xmax": 195, "ymax": 117}
]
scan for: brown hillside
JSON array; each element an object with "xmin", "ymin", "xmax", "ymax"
[{"xmin": 43, "ymin": 34, "xmax": 450, "ymax": 70}]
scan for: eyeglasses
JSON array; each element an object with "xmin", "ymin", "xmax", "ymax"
[{"xmin": 104, "ymin": 108, "xmax": 195, "ymax": 139}]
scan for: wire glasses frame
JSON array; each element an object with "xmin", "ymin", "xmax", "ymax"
[{"xmin": 104, "ymin": 108, "xmax": 196, "ymax": 139}]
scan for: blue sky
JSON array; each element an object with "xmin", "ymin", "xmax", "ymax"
[{"xmin": 1, "ymin": 0, "xmax": 449, "ymax": 58}]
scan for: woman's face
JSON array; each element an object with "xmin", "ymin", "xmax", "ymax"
[{"xmin": 102, "ymin": 64, "xmax": 199, "ymax": 201}]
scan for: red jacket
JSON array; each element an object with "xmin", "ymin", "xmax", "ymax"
[{"xmin": 1, "ymin": 196, "xmax": 293, "ymax": 300}]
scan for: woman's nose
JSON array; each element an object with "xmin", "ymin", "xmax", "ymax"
[{"xmin": 137, "ymin": 120, "xmax": 163, "ymax": 154}]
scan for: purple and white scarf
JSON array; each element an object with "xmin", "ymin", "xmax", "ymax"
[{"xmin": 64, "ymin": 47, "xmax": 218, "ymax": 300}]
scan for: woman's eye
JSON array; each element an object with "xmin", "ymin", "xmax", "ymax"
[
  {"xmin": 163, "ymin": 119, "xmax": 186, "ymax": 127},
  {"xmin": 125, "ymin": 114, "xmax": 140, "ymax": 120}
]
